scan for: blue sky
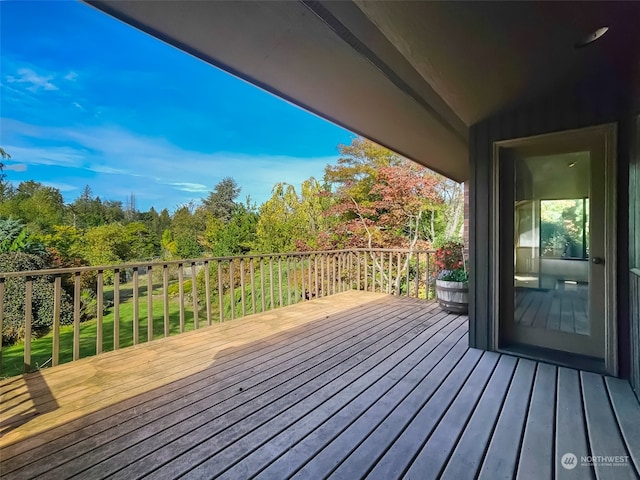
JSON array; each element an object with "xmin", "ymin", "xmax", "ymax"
[{"xmin": 0, "ymin": 1, "xmax": 354, "ymax": 212}]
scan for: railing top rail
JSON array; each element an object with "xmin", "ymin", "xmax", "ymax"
[{"xmin": 0, "ymin": 248, "xmax": 436, "ymax": 278}]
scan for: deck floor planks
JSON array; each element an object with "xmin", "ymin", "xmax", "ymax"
[
  {"xmin": 34, "ymin": 298, "xmax": 430, "ymax": 480},
  {"xmin": 1, "ymin": 292, "xmax": 384, "ymax": 446},
  {"xmin": 404, "ymin": 351, "xmax": 502, "ymax": 479},
  {"xmin": 210, "ymin": 316, "xmax": 469, "ymax": 480},
  {"xmin": 1, "ymin": 292, "xmax": 638, "ymax": 480},
  {"xmin": 604, "ymin": 377, "xmax": 640, "ymax": 474},
  {"xmin": 517, "ymin": 362, "xmax": 557, "ymax": 480},
  {"xmin": 477, "ymin": 358, "xmax": 537, "ymax": 480},
  {"xmin": 1, "ymin": 296, "xmax": 402, "ymax": 472},
  {"xmin": 323, "ymin": 335, "xmax": 473, "ymax": 480},
  {"xmin": 582, "ymin": 372, "xmax": 638, "ymax": 480},
  {"xmin": 555, "ymin": 367, "xmax": 593, "ymax": 480},
  {"xmin": 439, "ymin": 354, "xmax": 518, "ymax": 479},
  {"xmin": 362, "ymin": 348, "xmax": 484, "ymax": 480},
  {"xmin": 134, "ymin": 305, "xmax": 453, "ymax": 480},
  {"xmin": 261, "ymin": 326, "xmax": 469, "ymax": 480}
]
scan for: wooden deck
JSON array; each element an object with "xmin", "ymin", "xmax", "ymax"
[{"xmin": 1, "ymin": 291, "xmax": 638, "ymax": 479}]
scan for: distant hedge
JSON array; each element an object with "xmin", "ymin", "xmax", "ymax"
[{"xmin": 0, "ymin": 252, "xmax": 74, "ymax": 346}]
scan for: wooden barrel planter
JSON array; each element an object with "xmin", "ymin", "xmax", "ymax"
[{"xmin": 436, "ymin": 279, "xmax": 469, "ymax": 314}]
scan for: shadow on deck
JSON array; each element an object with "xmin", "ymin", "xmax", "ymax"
[{"xmin": 0, "ymin": 291, "xmax": 638, "ymax": 479}]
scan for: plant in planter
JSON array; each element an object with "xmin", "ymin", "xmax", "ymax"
[{"xmin": 434, "ymin": 239, "xmax": 469, "ymax": 314}]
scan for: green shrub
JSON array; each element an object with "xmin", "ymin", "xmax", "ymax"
[{"xmin": 0, "ymin": 252, "xmax": 74, "ymax": 345}]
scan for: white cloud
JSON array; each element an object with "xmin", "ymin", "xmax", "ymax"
[
  {"xmin": 6, "ymin": 68, "xmax": 58, "ymax": 92},
  {"xmin": 168, "ymin": 182, "xmax": 210, "ymax": 193},
  {"xmin": 0, "ymin": 120, "xmax": 341, "ymax": 210},
  {"xmin": 64, "ymin": 72, "xmax": 79, "ymax": 82},
  {"xmin": 41, "ymin": 182, "xmax": 78, "ymax": 192},
  {"xmin": 4, "ymin": 163, "xmax": 27, "ymax": 172}
]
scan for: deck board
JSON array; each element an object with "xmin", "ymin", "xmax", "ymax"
[{"xmin": 1, "ymin": 291, "xmax": 638, "ymax": 480}]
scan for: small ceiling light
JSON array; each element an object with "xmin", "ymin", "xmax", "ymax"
[
  {"xmin": 568, "ymin": 161, "xmax": 577, "ymax": 168},
  {"xmin": 574, "ymin": 26, "xmax": 609, "ymax": 48}
]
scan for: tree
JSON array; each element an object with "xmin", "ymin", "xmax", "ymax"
[
  {"xmin": 171, "ymin": 202, "xmax": 205, "ymax": 259},
  {"xmin": 0, "ymin": 181, "xmax": 65, "ymax": 233},
  {"xmin": 0, "ymin": 252, "xmax": 74, "ymax": 345},
  {"xmin": 203, "ymin": 201, "xmax": 258, "ymax": 256},
  {"xmin": 201, "ymin": 177, "xmax": 241, "ymax": 222},
  {"xmin": 254, "ymin": 183, "xmax": 304, "ymax": 253},
  {"xmin": 0, "ymin": 218, "xmax": 46, "ymax": 255},
  {"xmin": 0, "ymin": 148, "xmax": 10, "ymax": 198}
]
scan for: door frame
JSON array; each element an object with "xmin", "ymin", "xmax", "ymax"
[{"xmin": 490, "ymin": 123, "xmax": 618, "ymax": 375}]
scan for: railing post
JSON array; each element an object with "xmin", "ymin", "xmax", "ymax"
[
  {"xmin": 52, "ymin": 276, "xmax": 61, "ymax": 366},
  {"xmin": 133, "ymin": 267, "xmax": 139, "ymax": 344},
  {"xmin": 217, "ymin": 260, "xmax": 224, "ymax": 323},
  {"xmin": 260, "ymin": 258, "xmax": 266, "ymax": 312},
  {"xmin": 415, "ymin": 253, "xmax": 421, "ymax": 298},
  {"xmin": 293, "ymin": 255, "xmax": 299, "ymax": 303},
  {"xmin": 204, "ymin": 260, "xmax": 212, "ymax": 325},
  {"xmin": 250, "ymin": 257, "xmax": 256, "ymax": 314},
  {"xmin": 278, "ymin": 256, "xmax": 283, "ymax": 307},
  {"xmin": 314, "ymin": 254, "xmax": 319, "ymax": 299},
  {"xmin": 24, "ymin": 277, "xmax": 33, "ymax": 372},
  {"xmin": 406, "ymin": 252, "xmax": 411, "ymax": 297},
  {"xmin": 230, "ymin": 260, "xmax": 235, "ymax": 320},
  {"xmin": 114, "ymin": 268, "xmax": 120, "ymax": 350},
  {"xmin": 396, "ymin": 251, "xmax": 401, "ymax": 295},
  {"xmin": 73, "ymin": 271, "xmax": 81, "ymax": 360},
  {"xmin": 163, "ymin": 264, "xmax": 170, "ymax": 336},
  {"xmin": 191, "ymin": 262, "xmax": 199, "ymax": 329},
  {"xmin": 240, "ymin": 258, "xmax": 246, "ymax": 317},
  {"xmin": 97, "ymin": 270, "xmax": 104, "ymax": 352},
  {"xmin": 269, "ymin": 257, "xmax": 275, "ymax": 310},
  {"xmin": 178, "ymin": 263, "xmax": 185, "ymax": 332},
  {"xmin": 147, "ymin": 266, "xmax": 154, "ymax": 342}
]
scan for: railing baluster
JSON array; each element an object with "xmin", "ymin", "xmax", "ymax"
[
  {"xmin": 204, "ymin": 260, "xmax": 212, "ymax": 325},
  {"xmin": 363, "ymin": 251, "xmax": 368, "ymax": 292},
  {"xmin": 338, "ymin": 253, "xmax": 342, "ymax": 293},
  {"xmin": 73, "ymin": 272, "xmax": 81, "ymax": 360},
  {"xmin": 269, "ymin": 257, "xmax": 275, "ymax": 310},
  {"xmin": 204, "ymin": 260, "xmax": 211, "ymax": 325},
  {"xmin": 321, "ymin": 253, "xmax": 325, "ymax": 297},
  {"xmin": 191, "ymin": 262, "xmax": 199, "ymax": 329},
  {"xmin": 406, "ymin": 252, "xmax": 411, "ymax": 297},
  {"xmin": 114, "ymin": 269, "xmax": 120, "ymax": 350},
  {"xmin": 293, "ymin": 256, "xmax": 298, "ymax": 303},
  {"xmin": 307, "ymin": 255, "xmax": 312, "ymax": 300},
  {"xmin": 396, "ymin": 252, "xmax": 402, "ymax": 295},
  {"xmin": 97, "ymin": 270, "xmax": 104, "ymax": 352},
  {"xmin": 24, "ymin": 277, "xmax": 32, "ymax": 372},
  {"xmin": 426, "ymin": 252, "xmax": 431, "ymax": 299},
  {"xmin": 178, "ymin": 263, "xmax": 185, "ymax": 332},
  {"xmin": 286, "ymin": 257, "xmax": 292, "ymax": 306},
  {"xmin": 230, "ymin": 260, "xmax": 235, "ymax": 320},
  {"xmin": 415, "ymin": 252, "xmax": 421, "ymax": 298},
  {"xmin": 133, "ymin": 267, "xmax": 139, "ymax": 345},
  {"xmin": 332, "ymin": 254, "xmax": 337, "ymax": 295},
  {"xmin": 52, "ymin": 276, "xmax": 61, "ymax": 366},
  {"xmin": 147, "ymin": 266, "xmax": 153, "ymax": 341},
  {"xmin": 240, "ymin": 258, "xmax": 246, "ymax": 317},
  {"xmin": 314, "ymin": 254, "xmax": 319, "ymax": 299},
  {"xmin": 163, "ymin": 264, "xmax": 170, "ymax": 336},
  {"xmin": 278, "ymin": 257, "xmax": 283, "ymax": 308},
  {"xmin": 218, "ymin": 260, "xmax": 224, "ymax": 323},
  {"xmin": 250, "ymin": 257, "xmax": 256, "ymax": 314},
  {"xmin": 260, "ymin": 258, "xmax": 266, "ymax": 312}
]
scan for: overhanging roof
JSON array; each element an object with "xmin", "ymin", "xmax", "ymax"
[{"xmin": 87, "ymin": 1, "xmax": 640, "ymax": 182}]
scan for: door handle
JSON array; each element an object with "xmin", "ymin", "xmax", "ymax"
[{"xmin": 592, "ymin": 257, "xmax": 604, "ymax": 264}]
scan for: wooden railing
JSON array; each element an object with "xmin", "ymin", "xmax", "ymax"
[{"xmin": 0, "ymin": 249, "xmax": 434, "ymax": 377}]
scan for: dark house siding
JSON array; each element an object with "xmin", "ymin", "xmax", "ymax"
[{"xmin": 469, "ymin": 71, "xmax": 637, "ymax": 381}]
